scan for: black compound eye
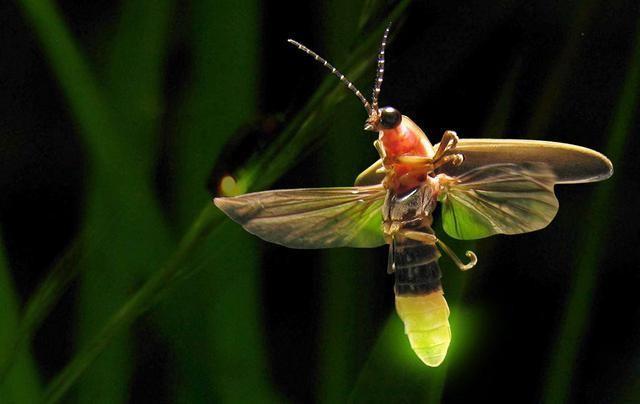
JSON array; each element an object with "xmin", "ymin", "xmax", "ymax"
[{"xmin": 379, "ymin": 106, "xmax": 402, "ymax": 129}]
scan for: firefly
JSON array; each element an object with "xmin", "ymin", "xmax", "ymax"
[{"xmin": 214, "ymin": 26, "xmax": 613, "ymax": 367}]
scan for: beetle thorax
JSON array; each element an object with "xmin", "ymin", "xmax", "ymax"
[
  {"xmin": 379, "ymin": 115, "xmax": 436, "ymax": 194},
  {"xmin": 379, "ymin": 116, "xmax": 434, "ymax": 159}
]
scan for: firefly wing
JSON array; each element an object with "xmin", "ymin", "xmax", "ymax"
[
  {"xmin": 434, "ymin": 138, "xmax": 613, "ymax": 184},
  {"xmin": 214, "ymin": 185, "xmax": 387, "ymax": 248},
  {"xmin": 438, "ymin": 163, "xmax": 559, "ymax": 240}
]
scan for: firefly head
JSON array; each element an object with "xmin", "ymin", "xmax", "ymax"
[
  {"xmin": 379, "ymin": 106, "xmax": 402, "ymax": 129},
  {"xmin": 364, "ymin": 106, "xmax": 401, "ymax": 131}
]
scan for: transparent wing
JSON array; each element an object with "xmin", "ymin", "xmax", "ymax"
[
  {"xmin": 214, "ymin": 185, "xmax": 386, "ymax": 248},
  {"xmin": 439, "ymin": 163, "xmax": 559, "ymax": 240},
  {"xmin": 434, "ymin": 138, "xmax": 613, "ymax": 184}
]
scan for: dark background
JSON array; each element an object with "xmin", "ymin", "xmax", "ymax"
[{"xmin": 1, "ymin": 0, "xmax": 639, "ymax": 403}]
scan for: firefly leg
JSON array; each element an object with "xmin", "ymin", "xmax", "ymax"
[
  {"xmin": 394, "ymin": 131, "xmax": 462, "ymax": 172},
  {"xmin": 373, "ymin": 140, "xmax": 394, "ymax": 187},
  {"xmin": 432, "ymin": 153, "xmax": 464, "ymax": 170},
  {"xmin": 383, "ymin": 220, "xmax": 401, "ymax": 244},
  {"xmin": 396, "ymin": 155, "xmax": 433, "ymax": 165},
  {"xmin": 395, "ymin": 154, "xmax": 461, "ymax": 170},
  {"xmin": 398, "ymin": 229, "xmax": 438, "ymax": 245},
  {"xmin": 435, "ymin": 238, "xmax": 477, "ymax": 271},
  {"xmin": 432, "ymin": 130, "xmax": 459, "ymax": 162},
  {"xmin": 394, "ymin": 157, "xmax": 438, "ymax": 182},
  {"xmin": 397, "ymin": 229, "xmax": 477, "ymax": 271},
  {"xmin": 385, "ymin": 223, "xmax": 436, "ymax": 245},
  {"xmin": 374, "ymin": 139, "xmax": 387, "ymax": 161}
]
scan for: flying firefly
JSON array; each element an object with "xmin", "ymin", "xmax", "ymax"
[{"xmin": 214, "ymin": 26, "xmax": 613, "ymax": 367}]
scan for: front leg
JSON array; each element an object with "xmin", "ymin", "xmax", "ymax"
[
  {"xmin": 432, "ymin": 153, "xmax": 464, "ymax": 170},
  {"xmin": 373, "ymin": 139, "xmax": 388, "ymax": 163},
  {"xmin": 394, "ymin": 130, "xmax": 463, "ymax": 173},
  {"xmin": 398, "ymin": 229, "xmax": 438, "ymax": 244},
  {"xmin": 433, "ymin": 130, "xmax": 459, "ymax": 162}
]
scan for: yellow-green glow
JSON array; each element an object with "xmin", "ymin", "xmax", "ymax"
[
  {"xmin": 219, "ymin": 175, "xmax": 242, "ymax": 197},
  {"xmin": 395, "ymin": 291, "xmax": 451, "ymax": 367}
]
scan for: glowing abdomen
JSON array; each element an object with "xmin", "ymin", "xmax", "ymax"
[
  {"xmin": 391, "ymin": 232, "xmax": 451, "ymax": 367},
  {"xmin": 395, "ymin": 291, "xmax": 451, "ymax": 367}
]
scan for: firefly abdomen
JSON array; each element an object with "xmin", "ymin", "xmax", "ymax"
[
  {"xmin": 392, "ymin": 236, "xmax": 451, "ymax": 367},
  {"xmin": 395, "ymin": 290, "xmax": 451, "ymax": 367}
]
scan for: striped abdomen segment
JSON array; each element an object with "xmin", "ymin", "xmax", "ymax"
[{"xmin": 393, "ymin": 239, "xmax": 451, "ymax": 367}]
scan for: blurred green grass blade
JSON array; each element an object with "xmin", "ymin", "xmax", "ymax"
[
  {"xmin": 76, "ymin": 2, "xmax": 175, "ymax": 403},
  {"xmin": 76, "ymin": 188, "xmax": 168, "ymax": 404},
  {"xmin": 164, "ymin": 0, "xmax": 279, "ymax": 401},
  {"xmin": 16, "ymin": 0, "xmax": 175, "ymax": 335},
  {"xmin": 18, "ymin": 0, "xmax": 141, "ymax": 180},
  {"xmin": 0, "ymin": 230, "xmax": 41, "ymax": 402},
  {"xmin": 188, "ymin": 226, "xmax": 278, "ymax": 402},
  {"xmin": 319, "ymin": 249, "xmax": 374, "ymax": 403},
  {"xmin": 0, "ymin": 198, "xmax": 172, "ymax": 399},
  {"xmin": 318, "ymin": 1, "xmax": 372, "ymax": 401},
  {"xmin": 41, "ymin": 3, "xmax": 412, "ymax": 400},
  {"xmin": 174, "ymin": 0, "xmax": 259, "ymax": 228},
  {"xmin": 43, "ymin": 207, "xmax": 224, "ymax": 404},
  {"xmin": 526, "ymin": 0, "xmax": 599, "ymax": 135},
  {"xmin": 19, "ymin": 0, "xmax": 176, "ymax": 402},
  {"xmin": 542, "ymin": 15, "xmax": 640, "ymax": 404},
  {"xmin": 14, "ymin": 3, "xmax": 133, "ymax": 400},
  {"xmin": 105, "ymin": 0, "xmax": 175, "ymax": 173},
  {"xmin": 0, "ymin": 239, "xmax": 82, "ymax": 383},
  {"xmin": 17, "ymin": 0, "xmax": 173, "ymax": 239}
]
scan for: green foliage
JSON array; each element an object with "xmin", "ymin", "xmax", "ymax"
[
  {"xmin": 9, "ymin": 0, "xmax": 411, "ymax": 402},
  {"xmin": 0, "ymin": 230, "xmax": 41, "ymax": 403}
]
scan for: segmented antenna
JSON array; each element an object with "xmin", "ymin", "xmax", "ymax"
[
  {"xmin": 371, "ymin": 24, "xmax": 391, "ymax": 112},
  {"xmin": 287, "ymin": 39, "xmax": 372, "ymax": 113}
]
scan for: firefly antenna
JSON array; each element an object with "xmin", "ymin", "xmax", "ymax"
[
  {"xmin": 371, "ymin": 24, "xmax": 391, "ymax": 112},
  {"xmin": 287, "ymin": 39, "xmax": 372, "ymax": 113}
]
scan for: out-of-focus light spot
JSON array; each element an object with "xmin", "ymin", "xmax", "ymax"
[{"xmin": 220, "ymin": 175, "xmax": 241, "ymax": 196}]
